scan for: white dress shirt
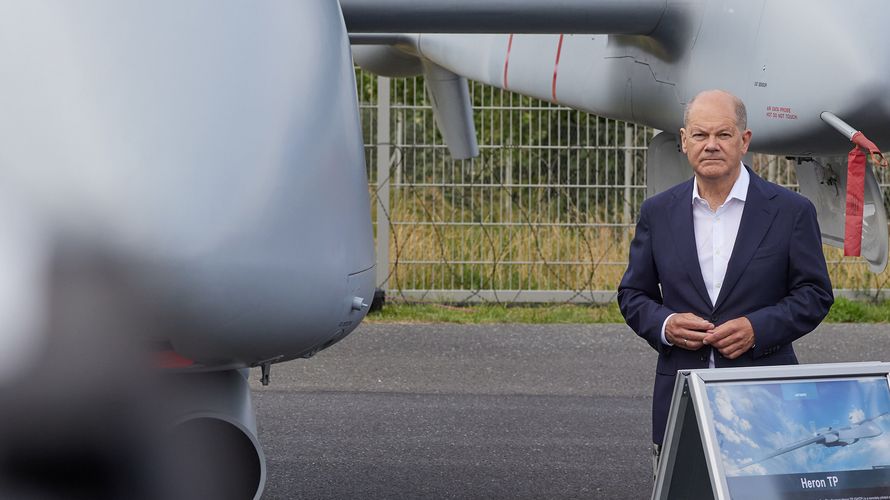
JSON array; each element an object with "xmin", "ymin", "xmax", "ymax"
[{"xmin": 661, "ymin": 163, "xmax": 749, "ymax": 367}]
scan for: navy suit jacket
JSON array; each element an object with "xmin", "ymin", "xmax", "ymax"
[{"xmin": 617, "ymin": 166, "xmax": 833, "ymax": 445}]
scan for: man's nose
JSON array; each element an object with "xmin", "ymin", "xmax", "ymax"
[{"xmin": 704, "ymin": 136, "xmax": 719, "ymax": 151}]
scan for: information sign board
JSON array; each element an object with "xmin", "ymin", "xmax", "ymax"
[{"xmin": 653, "ymin": 362, "xmax": 890, "ymax": 500}]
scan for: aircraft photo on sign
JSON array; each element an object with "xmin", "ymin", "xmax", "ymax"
[{"xmin": 705, "ymin": 377, "xmax": 890, "ymax": 499}]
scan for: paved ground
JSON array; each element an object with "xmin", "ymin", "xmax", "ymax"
[{"xmin": 250, "ymin": 323, "xmax": 890, "ymax": 499}]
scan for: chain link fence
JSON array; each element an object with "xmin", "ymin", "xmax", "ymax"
[{"xmin": 358, "ymin": 69, "xmax": 890, "ymax": 303}]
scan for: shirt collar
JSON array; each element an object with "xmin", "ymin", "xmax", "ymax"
[{"xmin": 692, "ymin": 162, "xmax": 749, "ymax": 206}]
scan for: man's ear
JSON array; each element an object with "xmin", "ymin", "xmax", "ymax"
[
  {"xmin": 740, "ymin": 129, "xmax": 752, "ymax": 154},
  {"xmin": 679, "ymin": 128, "xmax": 688, "ymax": 153}
]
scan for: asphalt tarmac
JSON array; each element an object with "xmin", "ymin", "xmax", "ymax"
[{"xmin": 250, "ymin": 323, "xmax": 890, "ymax": 499}]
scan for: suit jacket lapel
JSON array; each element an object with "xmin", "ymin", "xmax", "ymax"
[
  {"xmin": 713, "ymin": 168, "xmax": 778, "ymax": 310},
  {"xmin": 668, "ymin": 180, "xmax": 713, "ymax": 310}
]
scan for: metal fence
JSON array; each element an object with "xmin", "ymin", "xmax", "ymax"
[{"xmin": 358, "ymin": 69, "xmax": 890, "ymax": 303}]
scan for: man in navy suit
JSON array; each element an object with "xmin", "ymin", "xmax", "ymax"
[{"xmin": 617, "ymin": 90, "xmax": 833, "ymax": 460}]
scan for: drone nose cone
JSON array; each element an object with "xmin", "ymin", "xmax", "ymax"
[{"xmin": 0, "ymin": 0, "xmax": 374, "ymax": 367}]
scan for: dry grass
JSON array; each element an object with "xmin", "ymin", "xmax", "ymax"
[{"xmin": 371, "ymin": 183, "xmax": 890, "ymax": 294}]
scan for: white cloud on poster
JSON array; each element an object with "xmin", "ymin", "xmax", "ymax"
[
  {"xmin": 723, "ymin": 455, "xmax": 769, "ymax": 477},
  {"xmin": 712, "ymin": 387, "xmax": 758, "ymax": 448},
  {"xmin": 745, "ymin": 463, "xmax": 767, "ymax": 475},
  {"xmin": 715, "ymin": 421, "xmax": 760, "ymax": 449},
  {"xmin": 714, "ymin": 388, "xmax": 739, "ymax": 421}
]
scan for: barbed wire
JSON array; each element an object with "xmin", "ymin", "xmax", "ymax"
[{"xmin": 369, "ymin": 141, "xmax": 643, "ymax": 305}]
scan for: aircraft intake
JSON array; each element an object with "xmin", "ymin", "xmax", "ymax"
[
  {"xmin": 161, "ymin": 416, "xmax": 265, "ymax": 500},
  {"xmin": 159, "ymin": 370, "xmax": 266, "ymax": 500}
]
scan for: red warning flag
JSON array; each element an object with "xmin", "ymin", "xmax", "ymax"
[
  {"xmin": 845, "ymin": 144, "xmax": 866, "ymax": 256},
  {"xmin": 844, "ymin": 132, "xmax": 885, "ymax": 257}
]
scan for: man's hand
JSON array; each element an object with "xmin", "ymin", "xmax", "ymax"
[
  {"xmin": 703, "ymin": 317, "xmax": 755, "ymax": 359},
  {"xmin": 665, "ymin": 313, "xmax": 713, "ymax": 350}
]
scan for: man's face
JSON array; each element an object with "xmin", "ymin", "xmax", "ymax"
[{"xmin": 680, "ymin": 93, "xmax": 752, "ymax": 183}]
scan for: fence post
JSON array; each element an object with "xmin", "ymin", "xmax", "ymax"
[
  {"xmin": 624, "ymin": 125, "xmax": 633, "ymax": 224},
  {"xmin": 375, "ymin": 76, "xmax": 391, "ymax": 306}
]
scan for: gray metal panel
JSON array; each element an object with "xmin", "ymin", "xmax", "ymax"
[
  {"xmin": 0, "ymin": 0, "xmax": 374, "ymax": 368},
  {"xmin": 353, "ymin": 1, "xmax": 890, "ymax": 156},
  {"xmin": 341, "ymin": 0, "xmax": 668, "ymax": 34},
  {"xmin": 795, "ymin": 158, "xmax": 889, "ymax": 273},
  {"xmin": 646, "ymin": 132, "xmax": 691, "ymax": 198}
]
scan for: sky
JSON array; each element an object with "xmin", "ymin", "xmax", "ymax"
[{"xmin": 706, "ymin": 377, "xmax": 890, "ymax": 477}]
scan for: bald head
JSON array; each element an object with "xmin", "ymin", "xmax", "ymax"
[{"xmin": 684, "ymin": 90, "xmax": 747, "ymax": 131}]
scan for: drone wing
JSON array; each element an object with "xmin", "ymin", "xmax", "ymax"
[{"xmin": 345, "ymin": 1, "xmax": 674, "ymax": 159}]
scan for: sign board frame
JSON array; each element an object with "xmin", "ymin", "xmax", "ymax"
[{"xmin": 652, "ymin": 361, "xmax": 890, "ymax": 500}]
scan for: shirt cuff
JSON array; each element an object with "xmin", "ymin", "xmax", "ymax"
[{"xmin": 661, "ymin": 313, "xmax": 676, "ymax": 346}]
